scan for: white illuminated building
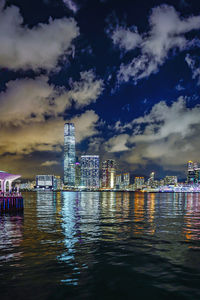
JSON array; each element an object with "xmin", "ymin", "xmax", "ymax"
[
  {"xmin": 64, "ymin": 123, "xmax": 75, "ymax": 187},
  {"xmin": 81, "ymin": 155, "xmax": 99, "ymax": 189}
]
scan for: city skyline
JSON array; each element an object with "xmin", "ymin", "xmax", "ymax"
[
  {"xmin": 1, "ymin": 0, "xmax": 200, "ymax": 180},
  {"xmin": 30, "ymin": 120, "xmax": 200, "ymax": 190}
]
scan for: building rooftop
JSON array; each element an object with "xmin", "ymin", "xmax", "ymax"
[{"xmin": 0, "ymin": 171, "xmax": 21, "ymax": 181}]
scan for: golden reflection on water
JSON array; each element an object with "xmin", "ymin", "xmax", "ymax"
[
  {"xmin": 147, "ymin": 193, "xmax": 155, "ymax": 235},
  {"xmin": 184, "ymin": 193, "xmax": 200, "ymax": 243},
  {"xmin": 133, "ymin": 192, "xmax": 145, "ymax": 235}
]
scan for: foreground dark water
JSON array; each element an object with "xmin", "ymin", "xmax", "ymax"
[{"xmin": 1, "ymin": 191, "xmax": 200, "ymax": 299}]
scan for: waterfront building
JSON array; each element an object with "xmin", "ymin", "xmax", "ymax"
[
  {"xmin": 147, "ymin": 172, "xmax": 155, "ymax": 187},
  {"xmin": 64, "ymin": 123, "xmax": 75, "ymax": 187},
  {"xmin": 36, "ymin": 175, "xmax": 54, "ymax": 189},
  {"xmin": 164, "ymin": 176, "xmax": 178, "ymax": 186},
  {"xmin": 81, "ymin": 155, "xmax": 99, "ymax": 189},
  {"xmin": 53, "ymin": 176, "xmax": 63, "ymax": 190},
  {"xmin": 134, "ymin": 177, "xmax": 145, "ymax": 190},
  {"xmin": 188, "ymin": 161, "xmax": 194, "ymax": 171},
  {"xmin": 75, "ymin": 162, "xmax": 81, "ymax": 187},
  {"xmin": 101, "ymin": 159, "xmax": 116, "ymax": 189},
  {"xmin": 123, "ymin": 173, "xmax": 130, "ymax": 188},
  {"xmin": 116, "ymin": 174, "xmax": 122, "ymax": 189},
  {"xmin": 0, "ymin": 171, "xmax": 21, "ymax": 193},
  {"xmin": 20, "ymin": 181, "xmax": 34, "ymax": 190},
  {"xmin": 195, "ymin": 168, "xmax": 200, "ymax": 184},
  {"xmin": 187, "ymin": 161, "xmax": 196, "ymax": 184}
]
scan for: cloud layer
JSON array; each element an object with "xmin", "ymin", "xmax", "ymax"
[
  {"xmin": 105, "ymin": 97, "xmax": 200, "ymax": 171},
  {"xmin": 0, "ymin": 70, "xmax": 103, "ymax": 126},
  {"xmin": 0, "ymin": 1, "xmax": 79, "ymax": 71},
  {"xmin": 110, "ymin": 5, "xmax": 200, "ymax": 84}
]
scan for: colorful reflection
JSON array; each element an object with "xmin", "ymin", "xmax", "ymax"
[
  {"xmin": 147, "ymin": 193, "xmax": 155, "ymax": 234},
  {"xmin": 133, "ymin": 192, "xmax": 145, "ymax": 234},
  {"xmin": 0, "ymin": 213, "xmax": 23, "ymax": 263},
  {"xmin": 184, "ymin": 193, "xmax": 200, "ymax": 243}
]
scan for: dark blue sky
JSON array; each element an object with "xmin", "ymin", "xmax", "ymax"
[{"xmin": 0, "ymin": 0, "xmax": 200, "ymax": 179}]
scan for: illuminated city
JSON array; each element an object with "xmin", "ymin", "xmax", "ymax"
[
  {"xmin": 1, "ymin": 0, "xmax": 200, "ymax": 299},
  {"xmin": 11, "ymin": 122, "xmax": 200, "ymax": 193}
]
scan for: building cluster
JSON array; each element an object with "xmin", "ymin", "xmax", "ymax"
[
  {"xmin": 18, "ymin": 123, "xmax": 200, "ymax": 192},
  {"xmin": 187, "ymin": 161, "xmax": 200, "ymax": 184}
]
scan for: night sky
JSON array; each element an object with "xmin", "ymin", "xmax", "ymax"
[{"xmin": 1, "ymin": 0, "xmax": 200, "ymax": 180}]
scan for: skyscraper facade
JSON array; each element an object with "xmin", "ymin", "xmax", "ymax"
[
  {"xmin": 101, "ymin": 159, "xmax": 116, "ymax": 189},
  {"xmin": 123, "ymin": 173, "xmax": 130, "ymax": 188},
  {"xmin": 64, "ymin": 123, "xmax": 75, "ymax": 187},
  {"xmin": 148, "ymin": 172, "xmax": 155, "ymax": 187},
  {"xmin": 75, "ymin": 162, "xmax": 81, "ymax": 187},
  {"xmin": 134, "ymin": 177, "xmax": 145, "ymax": 190},
  {"xmin": 81, "ymin": 155, "xmax": 99, "ymax": 188},
  {"xmin": 187, "ymin": 161, "xmax": 195, "ymax": 184},
  {"xmin": 187, "ymin": 161, "xmax": 200, "ymax": 184},
  {"xmin": 164, "ymin": 176, "xmax": 177, "ymax": 185},
  {"xmin": 116, "ymin": 174, "xmax": 122, "ymax": 189}
]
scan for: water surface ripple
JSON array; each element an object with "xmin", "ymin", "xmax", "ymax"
[{"xmin": 1, "ymin": 191, "xmax": 200, "ymax": 299}]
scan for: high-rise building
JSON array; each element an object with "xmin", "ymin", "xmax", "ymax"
[
  {"xmin": 134, "ymin": 177, "xmax": 145, "ymax": 190},
  {"xmin": 75, "ymin": 162, "xmax": 81, "ymax": 187},
  {"xmin": 53, "ymin": 176, "xmax": 63, "ymax": 190},
  {"xmin": 81, "ymin": 155, "xmax": 99, "ymax": 189},
  {"xmin": 164, "ymin": 176, "xmax": 177, "ymax": 186},
  {"xmin": 148, "ymin": 172, "xmax": 155, "ymax": 187},
  {"xmin": 187, "ymin": 161, "xmax": 195, "ymax": 184},
  {"xmin": 188, "ymin": 161, "xmax": 194, "ymax": 171},
  {"xmin": 187, "ymin": 161, "xmax": 200, "ymax": 184},
  {"xmin": 116, "ymin": 174, "xmax": 122, "ymax": 189},
  {"xmin": 123, "ymin": 173, "xmax": 130, "ymax": 188},
  {"xmin": 64, "ymin": 123, "xmax": 75, "ymax": 187},
  {"xmin": 101, "ymin": 159, "xmax": 116, "ymax": 189}
]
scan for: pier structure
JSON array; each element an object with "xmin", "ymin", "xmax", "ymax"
[
  {"xmin": 0, "ymin": 171, "xmax": 23, "ymax": 212},
  {"xmin": 0, "ymin": 171, "xmax": 21, "ymax": 194}
]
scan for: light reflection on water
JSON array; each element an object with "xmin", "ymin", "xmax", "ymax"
[{"xmin": 1, "ymin": 191, "xmax": 200, "ymax": 299}]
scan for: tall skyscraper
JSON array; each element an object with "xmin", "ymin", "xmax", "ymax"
[
  {"xmin": 187, "ymin": 160, "xmax": 195, "ymax": 184},
  {"xmin": 64, "ymin": 123, "xmax": 75, "ymax": 187},
  {"xmin": 116, "ymin": 174, "xmax": 122, "ymax": 189},
  {"xmin": 75, "ymin": 162, "xmax": 81, "ymax": 187},
  {"xmin": 148, "ymin": 172, "xmax": 155, "ymax": 187},
  {"xmin": 123, "ymin": 173, "xmax": 130, "ymax": 188},
  {"xmin": 101, "ymin": 159, "xmax": 116, "ymax": 189},
  {"xmin": 187, "ymin": 161, "xmax": 200, "ymax": 184},
  {"xmin": 81, "ymin": 155, "xmax": 99, "ymax": 189}
]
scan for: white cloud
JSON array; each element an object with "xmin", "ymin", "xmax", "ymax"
[
  {"xmin": 112, "ymin": 26, "xmax": 142, "ymax": 51},
  {"xmin": 0, "ymin": 70, "xmax": 103, "ymax": 126},
  {"xmin": 69, "ymin": 110, "xmax": 100, "ymax": 143},
  {"xmin": 185, "ymin": 54, "xmax": 200, "ymax": 85},
  {"xmin": 131, "ymin": 97, "xmax": 200, "ymax": 141},
  {"xmin": 0, "ymin": 1, "xmax": 79, "ymax": 71},
  {"xmin": 0, "ymin": 76, "xmax": 57, "ymax": 125},
  {"xmin": 111, "ymin": 4, "xmax": 200, "ymax": 83},
  {"xmin": 105, "ymin": 97, "xmax": 200, "ymax": 170},
  {"xmin": 41, "ymin": 160, "xmax": 59, "ymax": 167},
  {"xmin": 175, "ymin": 83, "xmax": 185, "ymax": 91},
  {"xmin": 68, "ymin": 70, "xmax": 104, "ymax": 108},
  {"xmin": 105, "ymin": 134, "xmax": 130, "ymax": 152},
  {"xmin": 62, "ymin": 0, "xmax": 79, "ymax": 13}
]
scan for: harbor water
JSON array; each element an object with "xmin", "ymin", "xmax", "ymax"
[{"xmin": 1, "ymin": 191, "xmax": 200, "ymax": 299}]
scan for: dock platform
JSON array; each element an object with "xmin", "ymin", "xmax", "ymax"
[{"xmin": 0, "ymin": 195, "xmax": 24, "ymax": 213}]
